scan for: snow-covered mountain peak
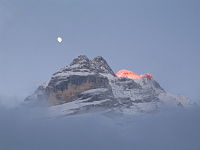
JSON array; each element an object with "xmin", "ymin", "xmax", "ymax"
[
  {"xmin": 53, "ymin": 55, "xmax": 115, "ymax": 78},
  {"xmin": 25, "ymin": 55, "xmax": 194, "ymax": 116},
  {"xmin": 69, "ymin": 55, "xmax": 91, "ymax": 69},
  {"xmin": 91, "ymin": 56, "xmax": 115, "ymax": 76},
  {"xmin": 116, "ymin": 69, "xmax": 153, "ymax": 80}
]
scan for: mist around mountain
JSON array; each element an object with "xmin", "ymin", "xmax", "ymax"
[{"xmin": 0, "ymin": 102, "xmax": 200, "ymax": 150}]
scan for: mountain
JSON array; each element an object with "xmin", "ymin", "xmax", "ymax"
[{"xmin": 25, "ymin": 55, "xmax": 193, "ymax": 116}]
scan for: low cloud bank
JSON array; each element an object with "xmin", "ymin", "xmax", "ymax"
[{"xmin": 0, "ymin": 100, "xmax": 200, "ymax": 150}]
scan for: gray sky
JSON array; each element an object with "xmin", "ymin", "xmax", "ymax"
[{"xmin": 0, "ymin": 0, "xmax": 199, "ymax": 102}]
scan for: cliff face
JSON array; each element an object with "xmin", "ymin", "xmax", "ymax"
[
  {"xmin": 47, "ymin": 75, "xmax": 110, "ymax": 105},
  {"xmin": 25, "ymin": 55, "xmax": 115, "ymax": 106},
  {"xmin": 25, "ymin": 55, "xmax": 193, "ymax": 115}
]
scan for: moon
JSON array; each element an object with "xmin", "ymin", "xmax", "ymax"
[{"xmin": 57, "ymin": 37, "xmax": 63, "ymax": 43}]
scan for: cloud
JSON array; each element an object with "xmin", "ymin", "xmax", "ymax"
[{"xmin": 0, "ymin": 102, "xmax": 200, "ymax": 150}]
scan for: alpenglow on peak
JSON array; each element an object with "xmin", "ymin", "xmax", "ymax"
[{"xmin": 25, "ymin": 55, "xmax": 193, "ymax": 116}]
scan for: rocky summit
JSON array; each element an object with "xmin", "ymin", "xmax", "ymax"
[{"xmin": 25, "ymin": 55, "xmax": 193, "ymax": 116}]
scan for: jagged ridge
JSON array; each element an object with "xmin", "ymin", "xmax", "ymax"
[{"xmin": 25, "ymin": 55, "xmax": 193, "ymax": 116}]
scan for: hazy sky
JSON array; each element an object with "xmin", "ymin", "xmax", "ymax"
[{"xmin": 0, "ymin": 0, "xmax": 199, "ymax": 102}]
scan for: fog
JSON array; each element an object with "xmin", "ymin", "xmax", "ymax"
[{"xmin": 0, "ymin": 100, "xmax": 200, "ymax": 150}]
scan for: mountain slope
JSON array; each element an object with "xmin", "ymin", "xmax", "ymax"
[{"xmin": 25, "ymin": 55, "xmax": 193, "ymax": 115}]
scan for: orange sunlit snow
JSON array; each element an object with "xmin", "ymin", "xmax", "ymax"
[{"xmin": 116, "ymin": 70, "xmax": 153, "ymax": 80}]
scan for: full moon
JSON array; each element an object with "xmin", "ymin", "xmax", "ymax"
[{"xmin": 57, "ymin": 37, "xmax": 63, "ymax": 43}]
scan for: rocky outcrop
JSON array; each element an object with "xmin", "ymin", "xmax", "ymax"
[
  {"xmin": 47, "ymin": 75, "xmax": 110, "ymax": 105},
  {"xmin": 25, "ymin": 55, "xmax": 115, "ymax": 106}
]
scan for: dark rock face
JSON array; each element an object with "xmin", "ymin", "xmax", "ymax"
[
  {"xmin": 26, "ymin": 55, "xmax": 117, "ymax": 106},
  {"xmin": 46, "ymin": 75, "xmax": 110, "ymax": 105}
]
